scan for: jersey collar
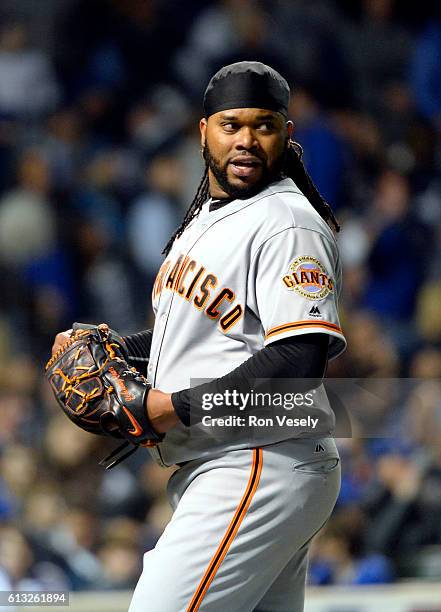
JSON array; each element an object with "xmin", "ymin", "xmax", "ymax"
[{"xmin": 200, "ymin": 177, "xmax": 302, "ymax": 221}]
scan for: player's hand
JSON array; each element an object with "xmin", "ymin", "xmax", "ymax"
[
  {"xmin": 51, "ymin": 329, "xmax": 74, "ymax": 356},
  {"xmin": 147, "ymin": 389, "xmax": 180, "ymax": 434}
]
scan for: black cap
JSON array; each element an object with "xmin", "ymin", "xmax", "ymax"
[{"xmin": 203, "ymin": 61, "xmax": 290, "ymax": 119}]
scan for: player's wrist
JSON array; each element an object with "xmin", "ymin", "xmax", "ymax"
[{"xmin": 146, "ymin": 389, "xmax": 179, "ymax": 434}]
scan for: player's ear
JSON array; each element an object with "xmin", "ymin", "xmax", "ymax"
[
  {"xmin": 200, "ymin": 118, "xmax": 207, "ymax": 149},
  {"xmin": 286, "ymin": 120, "xmax": 294, "ymax": 139}
]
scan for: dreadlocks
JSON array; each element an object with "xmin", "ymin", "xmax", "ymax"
[
  {"xmin": 162, "ymin": 166, "xmax": 209, "ymax": 257},
  {"xmin": 163, "ymin": 140, "xmax": 339, "ymax": 257},
  {"xmin": 285, "ymin": 140, "xmax": 340, "ymax": 233}
]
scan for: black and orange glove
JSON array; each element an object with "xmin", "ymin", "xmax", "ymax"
[{"xmin": 45, "ymin": 323, "xmax": 164, "ymax": 468}]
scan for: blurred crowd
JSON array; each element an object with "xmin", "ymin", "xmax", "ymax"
[{"xmin": 0, "ymin": 0, "xmax": 440, "ymax": 592}]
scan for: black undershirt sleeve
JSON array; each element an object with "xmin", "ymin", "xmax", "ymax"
[
  {"xmin": 171, "ymin": 334, "xmax": 329, "ymax": 427},
  {"xmin": 123, "ymin": 329, "xmax": 153, "ymax": 377}
]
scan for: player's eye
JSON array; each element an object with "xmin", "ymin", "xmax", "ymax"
[
  {"xmin": 257, "ymin": 123, "xmax": 274, "ymax": 132},
  {"xmin": 222, "ymin": 122, "xmax": 238, "ymax": 132}
]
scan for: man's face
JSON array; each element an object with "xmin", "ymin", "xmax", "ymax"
[{"xmin": 200, "ymin": 108, "xmax": 293, "ymax": 199}]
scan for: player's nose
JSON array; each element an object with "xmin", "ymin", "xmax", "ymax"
[{"xmin": 234, "ymin": 126, "xmax": 259, "ymax": 150}]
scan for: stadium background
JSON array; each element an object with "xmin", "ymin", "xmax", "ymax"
[{"xmin": 0, "ymin": 0, "xmax": 440, "ymax": 610}]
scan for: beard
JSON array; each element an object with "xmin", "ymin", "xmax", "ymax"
[{"xmin": 203, "ymin": 141, "xmax": 287, "ymax": 200}]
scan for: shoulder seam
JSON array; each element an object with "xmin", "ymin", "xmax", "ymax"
[
  {"xmin": 250, "ymin": 226, "xmax": 338, "ymax": 267},
  {"xmin": 260, "ymin": 190, "xmax": 337, "ymax": 247}
]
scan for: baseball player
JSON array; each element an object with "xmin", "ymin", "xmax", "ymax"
[{"xmin": 53, "ymin": 61, "xmax": 346, "ymax": 611}]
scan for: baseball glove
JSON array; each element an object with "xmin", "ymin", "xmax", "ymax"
[{"xmin": 45, "ymin": 323, "xmax": 164, "ymax": 468}]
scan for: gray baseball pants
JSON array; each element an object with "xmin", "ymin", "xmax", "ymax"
[{"xmin": 128, "ymin": 437, "xmax": 340, "ymax": 612}]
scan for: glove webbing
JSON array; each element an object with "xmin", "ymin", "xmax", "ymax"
[{"xmin": 99, "ymin": 441, "xmax": 140, "ymax": 469}]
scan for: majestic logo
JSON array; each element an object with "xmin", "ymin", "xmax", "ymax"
[
  {"xmin": 308, "ymin": 305, "xmax": 322, "ymax": 318},
  {"xmin": 282, "ymin": 256, "xmax": 334, "ymax": 300}
]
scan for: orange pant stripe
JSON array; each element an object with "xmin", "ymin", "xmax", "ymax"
[{"xmin": 186, "ymin": 448, "xmax": 263, "ymax": 612}]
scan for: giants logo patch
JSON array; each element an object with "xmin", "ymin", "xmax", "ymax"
[{"xmin": 282, "ymin": 256, "xmax": 334, "ymax": 300}]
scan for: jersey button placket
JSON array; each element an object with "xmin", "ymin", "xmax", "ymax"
[{"xmin": 149, "ymin": 312, "xmax": 169, "ymax": 377}]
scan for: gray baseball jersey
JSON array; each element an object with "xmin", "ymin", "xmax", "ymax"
[{"xmin": 146, "ymin": 177, "xmax": 346, "ymax": 467}]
